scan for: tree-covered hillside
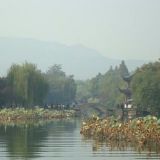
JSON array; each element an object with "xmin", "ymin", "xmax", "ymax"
[
  {"xmin": 76, "ymin": 59, "xmax": 160, "ymax": 115},
  {"xmin": 76, "ymin": 60, "xmax": 129, "ymax": 109}
]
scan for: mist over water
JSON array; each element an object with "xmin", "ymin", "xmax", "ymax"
[{"xmin": 0, "ymin": 0, "xmax": 160, "ymax": 159}]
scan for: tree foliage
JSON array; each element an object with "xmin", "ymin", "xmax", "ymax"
[
  {"xmin": 76, "ymin": 80, "xmax": 92, "ymax": 103},
  {"xmin": 131, "ymin": 60, "xmax": 160, "ymax": 113},
  {"xmin": 76, "ymin": 61, "xmax": 128, "ymax": 109},
  {"xmin": 45, "ymin": 65, "xmax": 76, "ymax": 105},
  {"xmin": 0, "ymin": 77, "xmax": 12, "ymax": 106},
  {"xmin": 0, "ymin": 63, "xmax": 77, "ymax": 108},
  {"xmin": 7, "ymin": 62, "xmax": 48, "ymax": 107}
]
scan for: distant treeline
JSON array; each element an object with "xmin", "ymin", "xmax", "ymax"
[
  {"xmin": 76, "ymin": 59, "xmax": 160, "ymax": 115},
  {"xmin": 1, "ymin": 59, "xmax": 160, "ymax": 114},
  {"xmin": 0, "ymin": 63, "xmax": 76, "ymax": 108},
  {"xmin": 76, "ymin": 60, "xmax": 129, "ymax": 107}
]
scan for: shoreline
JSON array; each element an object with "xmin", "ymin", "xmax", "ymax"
[{"xmin": 0, "ymin": 108, "xmax": 76, "ymax": 124}]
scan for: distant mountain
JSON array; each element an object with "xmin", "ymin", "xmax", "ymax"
[{"xmin": 0, "ymin": 37, "xmax": 148, "ymax": 79}]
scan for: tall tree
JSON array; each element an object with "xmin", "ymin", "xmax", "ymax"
[
  {"xmin": 0, "ymin": 77, "xmax": 12, "ymax": 106},
  {"xmin": 7, "ymin": 62, "xmax": 48, "ymax": 107},
  {"xmin": 45, "ymin": 65, "xmax": 76, "ymax": 105},
  {"xmin": 131, "ymin": 60, "xmax": 160, "ymax": 114},
  {"xmin": 119, "ymin": 60, "xmax": 129, "ymax": 77}
]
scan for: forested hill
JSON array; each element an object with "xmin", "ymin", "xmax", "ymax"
[
  {"xmin": 76, "ymin": 60, "xmax": 160, "ymax": 115},
  {"xmin": 0, "ymin": 37, "xmax": 147, "ymax": 79}
]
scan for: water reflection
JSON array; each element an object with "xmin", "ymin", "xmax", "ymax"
[
  {"xmin": 0, "ymin": 119, "xmax": 77, "ymax": 159},
  {"xmin": 82, "ymin": 136, "xmax": 160, "ymax": 159},
  {"xmin": 0, "ymin": 119, "xmax": 160, "ymax": 160},
  {"xmin": 0, "ymin": 122, "xmax": 47, "ymax": 159}
]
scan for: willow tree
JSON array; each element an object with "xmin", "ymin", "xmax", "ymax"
[
  {"xmin": 0, "ymin": 77, "xmax": 12, "ymax": 106},
  {"xmin": 7, "ymin": 62, "xmax": 48, "ymax": 107}
]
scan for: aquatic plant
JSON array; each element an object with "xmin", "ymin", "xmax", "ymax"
[
  {"xmin": 80, "ymin": 115, "xmax": 160, "ymax": 152},
  {"xmin": 0, "ymin": 108, "xmax": 76, "ymax": 124}
]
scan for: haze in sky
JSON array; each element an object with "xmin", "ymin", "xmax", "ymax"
[{"xmin": 0, "ymin": 0, "xmax": 160, "ymax": 60}]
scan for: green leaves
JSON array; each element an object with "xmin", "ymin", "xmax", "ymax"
[
  {"xmin": 76, "ymin": 60, "xmax": 128, "ymax": 109},
  {"xmin": 45, "ymin": 65, "xmax": 76, "ymax": 105},
  {"xmin": 7, "ymin": 62, "xmax": 48, "ymax": 107},
  {"xmin": 131, "ymin": 60, "xmax": 160, "ymax": 113}
]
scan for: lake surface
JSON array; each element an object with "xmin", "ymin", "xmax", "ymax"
[{"xmin": 0, "ymin": 118, "xmax": 159, "ymax": 160}]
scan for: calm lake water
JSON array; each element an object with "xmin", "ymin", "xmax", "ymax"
[{"xmin": 0, "ymin": 118, "xmax": 159, "ymax": 160}]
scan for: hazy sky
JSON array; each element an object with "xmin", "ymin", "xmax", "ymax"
[{"xmin": 0, "ymin": 0, "xmax": 160, "ymax": 60}]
